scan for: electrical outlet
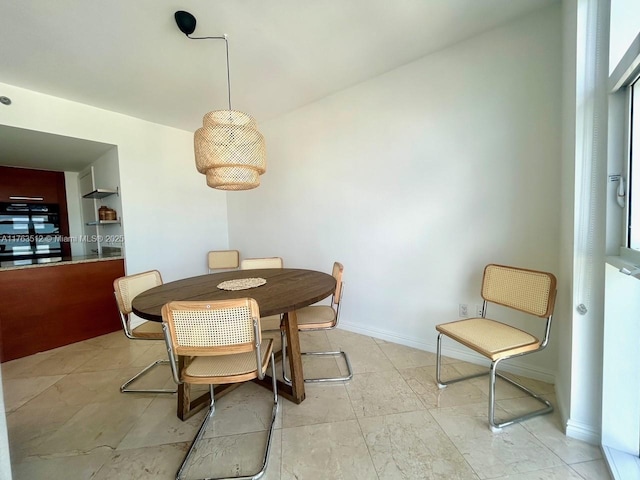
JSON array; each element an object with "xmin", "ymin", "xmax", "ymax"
[
  {"xmin": 475, "ymin": 305, "xmax": 483, "ymax": 317},
  {"xmin": 459, "ymin": 303, "xmax": 468, "ymax": 317}
]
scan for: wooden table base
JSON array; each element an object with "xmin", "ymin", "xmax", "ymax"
[{"xmin": 177, "ymin": 315, "xmax": 306, "ymax": 421}]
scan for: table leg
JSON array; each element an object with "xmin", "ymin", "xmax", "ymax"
[
  {"xmin": 283, "ymin": 310, "xmax": 306, "ymax": 403},
  {"xmin": 176, "ymin": 356, "xmax": 241, "ymax": 421}
]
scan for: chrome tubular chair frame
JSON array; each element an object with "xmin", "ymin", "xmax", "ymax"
[
  {"xmin": 162, "ymin": 300, "xmax": 278, "ymax": 480},
  {"xmin": 113, "ymin": 271, "xmax": 177, "ymax": 395},
  {"xmin": 435, "ymin": 264, "xmax": 556, "ymax": 432},
  {"xmin": 118, "ymin": 300, "xmax": 176, "ymax": 394},
  {"xmin": 282, "ymin": 263, "xmax": 353, "ymax": 384}
]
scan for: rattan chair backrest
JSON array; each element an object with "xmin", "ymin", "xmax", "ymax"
[
  {"xmin": 332, "ymin": 262, "xmax": 344, "ymax": 305},
  {"xmin": 162, "ymin": 298, "xmax": 262, "ymax": 357},
  {"xmin": 240, "ymin": 257, "xmax": 283, "ymax": 270},
  {"xmin": 114, "ymin": 270, "xmax": 163, "ymax": 315},
  {"xmin": 208, "ymin": 250, "xmax": 240, "ymax": 270},
  {"xmin": 481, "ymin": 264, "xmax": 557, "ymax": 318}
]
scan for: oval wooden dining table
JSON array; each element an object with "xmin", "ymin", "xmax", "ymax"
[{"xmin": 132, "ymin": 268, "xmax": 336, "ymax": 420}]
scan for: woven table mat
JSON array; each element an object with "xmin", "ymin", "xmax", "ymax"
[{"xmin": 217, "ymin": 277, "xmax": 266, "ymax": 291}]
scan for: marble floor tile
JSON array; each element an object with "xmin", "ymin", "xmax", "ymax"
[
  {"xmin": 282, "ymin": 383, "xmax": 355, "ymax": 428},
  {"xmin": 570, "ymin": 459, "xmax": 612, "ymax": 480},
  {"xmin": 346, "ymin": 369, "xmax": 424, "ymax": 418},
  {"xmin": 184, "ymin": 429, "xmax": 281, "ymax": 480},
  {"xmin": 378, "ymin": 341, "xmax": 440, "ymax": 369},
  {"xmin": 81, "ymin": 330, "xmax": 132, "ymax": 349},
  {"xmin": 430, "ymin": 403, "xmax": 564, "ymax": 479},
  {"xmin": 3, "ymin": 374, "xmax": 64, "ymax": 412},
  {"xmin": 448, "ymin": 361, "xmax": 555, "ymax": 402},
  {"xmin": 18, "ymin": 368, "xmax": 124, "ymax": 410},
  {"xmin": 92, "ymin": 442, "xmax": 189, "ymax": 480},
  {"xmin": 7, "ymin": 401, "xmax": 80, "ymax": 463},
  {"xmin": 1, "ymin": 328, "xmax": 615, "ymax": 480},
  {"xmin": 117, "ymin": 396, "xmax": 205, "ymax": 450},
  {"xmin": 113, "ymin": 363, "xmax": 177, "ymax": 392},
  {"xmin": 201, "ymin": 382, "xmax": 282, "ymax": 438},
  {"xmin": 1, "ymin": 350, "xmax": 57, "ymax": 380},
  {"xmin": 12, "ymin": 447, "xmax": 113, "ymax": 480},
  {"xmin": 489, "ymin": 464, "xmax": 587, "ymax": 479},
  {"xmin": 497, "ymin": 396, "xmax": 602, "ymax": 465},
  {"xmin": 28, "ymin": 397, "xmax": 153, "ymax": 456},
  {"xmin": 281, "ymin": 420, "xmax": 377, "ymax": 480},
  {"xmin": 400, "ymin": 364, "xmax": 488, "ymax": 409},
  {"xmin": 326, "ymin": 329, "xmax": 396, "ymax": 374},
  {"xmin": 358, "ymin": 410, "xmax": 479, "ymax": 479}
]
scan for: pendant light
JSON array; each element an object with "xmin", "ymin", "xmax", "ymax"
[{"xmin": 175, "ymin": 11, "xmax": 266, "ymax": 191}]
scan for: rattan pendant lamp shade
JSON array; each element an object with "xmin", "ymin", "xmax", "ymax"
[
  {"xmin": 195, "ymin": 110, "xmax": 266, "ymax": 190},
  {"xmin": 175, "ymin": 11, "xmax": 266, "ymax": 191}
]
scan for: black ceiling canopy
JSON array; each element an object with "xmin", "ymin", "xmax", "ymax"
[{"xmin": 174, "ymin": 11, "xmax": 197, "ymax": 36}]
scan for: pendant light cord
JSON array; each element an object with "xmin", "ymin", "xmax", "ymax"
[{"xmin": 186, "ymin": 34, "xmax": 232, "ymax": 111}]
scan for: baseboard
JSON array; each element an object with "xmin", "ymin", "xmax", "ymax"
[
  {"xmin": 338, "ymin": 321, "xmax": 556, "ymax": 384},
  {"xmin": 565, "ymin": 418, "xmax": 601, "ymax": 445}
]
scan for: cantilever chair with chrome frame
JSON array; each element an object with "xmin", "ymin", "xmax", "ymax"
[
  {"xmin": 113, "ymin": 270, "xmax": 177, "ymax": 394},
  {"xmin": 281, "ymin": 261, "xmax": 353, "ymax": 384},
  {"xmin": 435, "ymin": 264, "xmax": 557, "ymax": 432},
  {"xmin": 162, "ymin": 298, "xmax": 278, "ymax": 480}
]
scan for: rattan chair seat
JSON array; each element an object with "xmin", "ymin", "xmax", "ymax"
[
  {"xmin": 436, "ymin": 318, "xmax": 540, "ymax": 361},
  {"xmin": 183, "ymin": 339, "xmax": 273, "ymax": 384},
  {"xmin": 295, "ymin": 305, "xmax": 337, "ymax": 330},
  {"xmin": 131, "ymin": 320, "xmax": 164, "ymax": 339}
]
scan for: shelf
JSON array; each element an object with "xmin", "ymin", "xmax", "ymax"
[
  {"xmin": 86, "ymin": 219, "xmax": 121, "ymax": 226},
  {"xmin": 82, "ymin": 187, "xmax": 118, "ymax": 199}
]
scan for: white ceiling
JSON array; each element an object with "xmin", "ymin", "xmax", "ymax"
[
  {"xmin": 0, "ymin": 126, "xmax": 115, "ymax": 172},
  {"xmin": 1, "ymin": 0, "xmax": 556, "ymax": 132}
]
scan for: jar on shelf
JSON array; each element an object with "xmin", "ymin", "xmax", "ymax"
[
  {"xmin": 105, "ymin": 208, "xmax": 117, "ymax": 221},
  {"xmin": 98, "ymin": 206, "xmax": 109, "ymax": 221}
]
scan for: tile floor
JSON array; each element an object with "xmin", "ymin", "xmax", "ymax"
[{"xmin": 2, "ymin": 328, "xmax": 610, "ymax": 480}]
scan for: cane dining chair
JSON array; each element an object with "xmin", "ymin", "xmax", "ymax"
[
  {"xmin": 162, "ymin": 298, "xmax": 278, "ymax": 480},
  {"xmin": 281, "ymin": 261, "xmax": 353, "ymax": 383},
  {"xmin": 435, "ymin": 264, "xmax": 557, "ymax": 431},
  {"xmin": 207, "ymin": 249, "xmax": 240, "ymax": 273},
  {"xmin": 240, "ymin": 256, "xmax": 283, "ymax": 270},
  {"xmin": 113, "ymin": 270, "xmax": 177, "ymax": 394}
]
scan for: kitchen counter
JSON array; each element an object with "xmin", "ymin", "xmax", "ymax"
[
  {"xmin": 0, "ymin": 256, "xmax": 125, "ymax": 361},
  {"xmin": 0, "ymin": 252, "xmax": 123, "ymax": 271}
]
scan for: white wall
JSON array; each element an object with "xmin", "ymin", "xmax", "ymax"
[
  {"xmin": 557, "ymin": 0, "xmax": 609, "ymax": 446},
  {"xmin": 228, "ymin": 5, "xmax": 562, "ymax": 381},
  {"xmin": 609, "ymin": 0, "xmax": 640, "ymax": 74},
  {"xmin": 63, "ymin": 171, "xmax": 84, "ymax": 257},
  {"xmin": 0, "ymin": 82, "xmax": 230, "ymax": 281}
]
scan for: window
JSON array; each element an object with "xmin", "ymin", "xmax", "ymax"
[{"xmin": 630, "ymin": 79, "xmax": 640, "ymax": 250}]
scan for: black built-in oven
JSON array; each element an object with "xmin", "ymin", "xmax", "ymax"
[{"xmin": 0, "ymin": 202, "xmax": 65, "ymax": 262}]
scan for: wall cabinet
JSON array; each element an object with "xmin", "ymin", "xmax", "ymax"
[{"xmin": 0, "ymin": 166, "xmax": 66, "ymax": 204}]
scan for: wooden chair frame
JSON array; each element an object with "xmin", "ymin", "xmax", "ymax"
[{"xmin": 435, "ymin": 264, "xmax": 557, "ymax": 432}]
